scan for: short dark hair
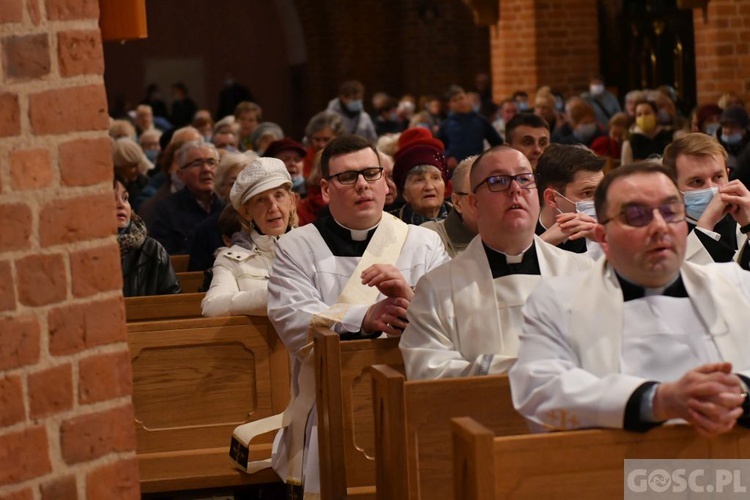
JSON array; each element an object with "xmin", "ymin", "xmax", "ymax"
[
  {"xmin": 633, "ymin": 99, "xmax": 658, "ymax": 115},
  {"xmin": 320, "ymin": 134, "xmax": 380, "ymax": 178},
  {"xmin": 444, "ymin": 85, "xmax": 465, "ymax": 101},
  {"xmin": 505, "ymin": 114, "xmax": 550, "ymax": 144},
  {"xmin": 593, "ymin": 161, "xmax": 678, "ymax": 221},
  {"xmin": 338, "ymin": 80, "xmax": 364, "ymax": 98},
  {"xmin": 536, "ymin": 144, "xmax": 605, "ymax": 202}
]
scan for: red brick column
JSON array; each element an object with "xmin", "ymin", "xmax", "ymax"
[
  {"xmin": 693, "ymin": 0, "xmax": 750, "ymax": 104},
  {"xmin": 0, "ymin": 0, "xmax": 139, "ymax": 498},
  {"xmin": 490, "ymin": 0, "xmax": 599, "ymax": 100}
]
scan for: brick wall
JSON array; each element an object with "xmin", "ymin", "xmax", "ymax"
[
  {"xmin": 693, "ymin": 0, "xmax": 750, "ymax": 104},
  {"xmin": 0, "ymin": 0, "xmax": 139, "ymax": 498},
  {"xmin": 491, "ymin": 0, "xmax": 599, "ymax": 100}
]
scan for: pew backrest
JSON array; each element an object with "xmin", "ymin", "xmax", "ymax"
[
  {"xmin": 372, "ymin": 367, "xmax": 529, "ymax": 500},
  {"xmin": 128, "ymin": 315, "xmax": 289, "ymax": 493},
  {"xmin": 451, "ymin": 417, "xmax": 750, "ymax": 500},
  {"xmin": 313, "ymin": 327, "xmax": 404, "ymax": 500},
  {"xmin": 176, "ymin": 270, "xmax": 204, "ymax": 293},
  {"xmin": 125, "ymin": 292, "xmax": 205, "ymax": 322},
  {"xmin": 170, "ymin": 254, "xmax": 189, "ymax": 273}
]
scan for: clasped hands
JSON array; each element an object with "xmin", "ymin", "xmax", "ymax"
[
  {"xmin": 653, "ymin": 362, "xmax": 747, "ymax": 437},
  {"xmin": 360, "ymin": 264, "xmax": 412, "ymax": 337}
]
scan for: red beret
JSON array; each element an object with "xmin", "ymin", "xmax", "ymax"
[
  {"xmin": 696, "ymin": 104, "xmax": 722, "ymax": 127},
  {"xmin": 397, "ymin": 127, "xmax": 444, "ymax": 154},
  {"xmin": 392, "ymin": 144, "xmax": 448, "ymax": 193},
  {"xmin": 263, "ymin": 137, "xmax": 306, "ymax": 159}
]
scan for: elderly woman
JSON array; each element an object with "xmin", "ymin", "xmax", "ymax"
[
  {"xmin": 201, "ymin": 157, "xmax": 297, "ymax": 317},
  {"xmin": 391, "ymin": 142, "xmax": 451, "ymax": 225},
  {"xmin": 115, "ymin": 176, "xmax": 180, "ymax": 297}
]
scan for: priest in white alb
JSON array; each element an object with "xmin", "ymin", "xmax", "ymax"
[{"xmin": 400, "ymin": 146, "xmax": 593, "ymax": 380}]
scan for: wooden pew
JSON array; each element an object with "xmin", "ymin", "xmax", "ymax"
[
  {"xmin": 371, "ymin": 367, "xmax": 529, "ymax": 500},
  {"xmin": 177, "ymin": 270, "xmax": 204, "ymax": 293},
  {"xmin": 128, "ymin": 315, "xmax": 290, "ymax": 493},
  {"xmin": 313, "ymin": 327, "xmax": 404, "ymax": 500},
  {"xmin": 170, "ymin": 254, "xmax": 189, "ymax": 273},
  {"xmin": 125, "ymin": 292, "xmax": 205, "ymax": 322},
  {"xmin": 452, "ymin": 418, "xmax": 750, "ymax": 500}
]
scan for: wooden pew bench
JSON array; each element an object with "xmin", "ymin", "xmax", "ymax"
[
  {"xmin": 170, "ymin": 254, "xmax": 189, "ymax": 273},
  {"xmin": 313, "ymin": 327, "xmax": 405, "ymax": 500},
  {"xmin": 128, "ymin": 315, "xmax": 289, "ymax": 494},
  {"xmin": 372, "ymin": 367, "xmax": 529, "ymax": 500},
  {"xmin": 176, "ymin": 270, "xmax": 204, "ymax": 293},
  {"xmin": 452, "ymin": 418, "xmax": 750, "ymax": 500},
  {"xmin": 125, "ymin": 292, "xmax": 205, "ymax": 322}
]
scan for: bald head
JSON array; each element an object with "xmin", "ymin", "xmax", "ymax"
[{"xmin": 470, "ymin": 146, "xmax": 532, "ymax": 192}]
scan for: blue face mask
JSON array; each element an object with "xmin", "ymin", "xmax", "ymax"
[
  {"xmin": 518, "ymin": 101, "xmax": 530, "ymax": 112},
  {"xmin": 704, "ymin": 123, "xmax": 720, "ymax": 137},
  {"xmin": 345, "ymin": 99, "xmax": 363, "ymax": 113},
  {"xmin": 722, "ymin": 132, "xmax": 743, "ymax": 145},
  {"xmin": 574, "ymin": 123, "xmax": 597, "ymax": 143},
  {"xmin": 144, "ymin": 149, "xmax": 159, "ymax": 163},
  {"xmin": 683, "ymin": 186, "xmax": 718, "ymax": 221},
  {"xmin": 657, "ymin": 108, "xmax": 672, "ymax": 125},
  {"xmin": 472, "ymin": 104, "xmax": 481, "ymax": 113}
]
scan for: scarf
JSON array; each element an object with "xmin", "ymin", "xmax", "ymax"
[{"xmin": 117, "ymin": 213, "xmax": 147, "ymax": 253}]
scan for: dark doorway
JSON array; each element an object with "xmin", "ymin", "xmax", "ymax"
[{"xmin": 599, "ymin": 0, "xmax": 697, "ymax": 114}]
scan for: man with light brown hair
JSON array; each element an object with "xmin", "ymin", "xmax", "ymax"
[{"xmin": 662, "ymin": 132, "xmax": 750, "ymax": 269}]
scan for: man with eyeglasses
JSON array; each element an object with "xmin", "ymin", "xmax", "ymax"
[
  {"xmin": 400, "ymin": 146, "xmax": 592, "ymax": 380},
  {"xmin": 662, "ymin": 132, "xmax": 750, "ymax": 270},
  {"xmin": 150, "ymin": 140, "xmax": 224, "ymax": 254},
  {"xmin": 261, "ymin": 134, "xmax": 448, "ymax": 496},
  {"xmin": 511, "ymin": 161, "xmax": 750, "ymax": 437}
]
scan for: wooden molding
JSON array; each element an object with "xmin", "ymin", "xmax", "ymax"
[
  {"xmin": 99, "ymin": 0, "xmax": 148, "ymax": 42},
  {"xmin": 462, "ymin": 0, "xmax": 500, "ymax": 27}
]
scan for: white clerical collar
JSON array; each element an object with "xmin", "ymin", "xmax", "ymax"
[
  {"xmin": 333, "ymin": 217, "xmax": 380, "ymax": 242},
  {"xmin": 484, "ymin": 240, "xmax": 535, "ymax": 264}
]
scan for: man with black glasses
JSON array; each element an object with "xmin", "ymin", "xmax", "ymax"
[
  {"xmin": 400, "ymin": 146, "xmax": 592, "ymax": 380},
  {"xmin": 511, "ymin": 161, "xmax": 750, "ymax": 436},
  {"xmin": 242, "ymin": 134, "xmax": 447, "ymax": 496}
]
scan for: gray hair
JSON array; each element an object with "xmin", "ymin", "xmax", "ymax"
[
  {"xmin": 176, "ymin": 139, "xmax": 216, "ymax": 168},
  {"xmin": 452, "ymin": 155, "xmax": 477, "ymax": 193},
  {"xmin": 304, "ymin": 111, "xmax": 344, "ymax": 139},
  {"xmin": 249, "ymin": 122, "xmax": 284, "ymax": 151},
  {"xmin": 405, "ymin": 164, "xmax": 442, "ymax": 183},
  {"xmin": 215, "ymin": 152, "xmax": 250, "ymax": 190}
]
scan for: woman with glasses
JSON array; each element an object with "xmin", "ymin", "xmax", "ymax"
[
  {"xmin": 201, "ymin": 157, "xmax": 297, "ymax": 317},
  {"xmin": 391, "ymin": 142, "xmax": 451, "ymax": 225}
]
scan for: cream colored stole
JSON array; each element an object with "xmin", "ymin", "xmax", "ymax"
[
  {"xmin": 230, "ymin": 213, "xmax": 409, "ymax": 492},
  {"xmin": 570, "ymin": 259, "xmax": 750, "ymax": 378}
]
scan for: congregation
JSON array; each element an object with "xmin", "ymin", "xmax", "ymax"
[{"xmin": 113, "ymin": 75, "xmax": 750, "ymax": 497}]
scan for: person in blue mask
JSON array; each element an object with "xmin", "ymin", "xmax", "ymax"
[
  {"xmin": 662, "ymin": 133, "xmax": 750, "ymax": 270},
  {"xmin": 534, "ymin": 144, "xmax": 605, "ymax": 259},
  {"xmin": 325, "ymin": 80, "xmax": 377, "ymax": 143},
  {"xmin": 717, "ymin": 105, "xmax": 750, "ymax": 173}
]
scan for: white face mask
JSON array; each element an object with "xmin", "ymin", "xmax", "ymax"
[
  {"xmin": 554, "ymin": 191, "xmax": 597, "ymax": 219},
  {"xmin": 590, "ymin": 84, "xmax": 604, "ymax": 97},
  {"xmin": 682, "ymin": 186, "xmax": 718, "ymax": 221}
]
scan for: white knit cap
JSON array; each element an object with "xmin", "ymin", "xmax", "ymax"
[{"xmin": 230, "ymin": 157, "xmax": 292, "ymax": 210}]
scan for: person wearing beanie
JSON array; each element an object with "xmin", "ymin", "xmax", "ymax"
[
  {"xmin": 264, "ymin": 137, "xmax": 308, "ymax": 198},
  {"xmin": 201, "ymin": 157, "xmax": 297, "ymax": 317},
  {"xmin": 114, "ymin": 176, "xmax": 180, "ymax": 297},
  {"xmin": 717, "ymin": 104, "xmax": 750, "ymax": 172},
  {"xmin": 112, "ymin": 137, "xmax": 152, "ymax": 211},
  {"xmin": 391, "ymin": 143, "xmax": 452, "ymax": 225}
]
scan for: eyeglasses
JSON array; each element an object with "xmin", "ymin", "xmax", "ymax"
[
  {"xmin": 181, "ymin": 157, "xmax": 218, "ymax": 169},
  {"xmin": 472, "ymin": 173, "xmax": 536, "ymax": 193},
  {"xmin": 328, "ymin": 167, "xmax": 383, "ymax": 185},
  {"xmin": 600, "ymin": 202, "xmax": 686, "ymax": 227}
]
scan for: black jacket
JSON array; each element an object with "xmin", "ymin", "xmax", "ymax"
[{"xmin": 121, "ymin": 236, "xmax": 181, "ymax": 297}]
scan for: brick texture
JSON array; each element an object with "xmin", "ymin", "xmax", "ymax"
[
  {"xmin": 59, "ymin": 405, "xmax": 136, "ymax": 464},
  {"xmin": 29, "ymin": 85, "xmax": 109, "ymax": 135},
  {"xmin": 9, "ymin": 148, "xmax": 53, "ymax": 190},
  {"xmin": 0, "ymin": 427, "xmax": 52, "ymax": 486},
  {"xmin": 85, "ymin": 457, "xmax": 139, "ymax": 500},
  {"xmin": 79, "ymin": 349, "xmax": 132, "ymax": 404},
  {"xmin": 0, "ymin": 202, "xmax": 32, "ymax": 251},
  {"xmin": 45, "ymin": 0, "xmax": 99, "ymax": 21},
  {"xmin": 0, "ymin": 93, "xmax": 21, "ymax": 138},
  {"xmin": 0, "ymin": 375, "xmax": 25, "ymax": 426},
  {"xmin": 57, "ymin": 30, "xmax": 103, "ymax": 77},
  {"xmin": 39, "ymin": 193, "xmax": 116, "ymax": 246},
  {"xmin": 694, "ymin": 0, "xmax": 750, "ymax": 102},
  {"xmin": 40, "ymin": 476, "xmax": 77, "ymax": 500},
  {"xmin": 15, "ymin": 253, "xmax": 67, "ymax": 307},
  {"xmin": 0, "ymin": 489, "xmax": 34, "ymax": 500},
  {"xmin": 0, "ymin": 316, "xmax": 40, "ymax": 371},
  {"xmin": 48, "ymin": 296, "xmax": 125, "ymax": 355},
  {"xmin": 28, "ymin": 364, "xmax": 73, "ymax": 419},
  {"xmin": 70, "ymin": 243, "xmax": 122, "ymax": 297},
  {"xmin": 58, "ymin": 137, "xmax": 113, "ymax": 186},
  {"xmin": 0, "ymin": 0, "xmax": 23, "ymax": 24},
  {"xmin": 0, "ymin": 261, "xmax": 16, "ymax": 312},
  {"xmin": 27, "ymin": 0, "xmax": 41, "ymax": 26},
  {"xmin": 2, "ymin": 34, "xmax": 50, "ymax": 81}
]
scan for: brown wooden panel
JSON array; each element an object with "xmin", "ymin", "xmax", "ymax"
[
  {"xmin": 176, "ymin": 271, "xmax": 203, "ymax": 293},
  {"xmin": 169, "ymin": 254, "xmax": 190, "ymax": 273},
  {"xmin": 125, "ymin": 292, "xmax": 204, "ymax": 322}
]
